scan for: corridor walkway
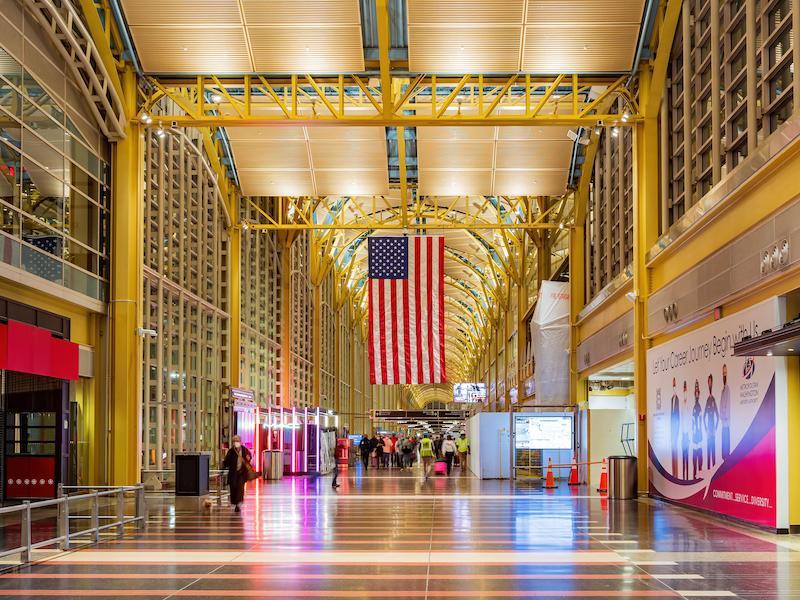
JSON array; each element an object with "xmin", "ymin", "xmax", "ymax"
[{"xmin": 1, "ymin": 467, "xmax": 799, "ymax": 598}]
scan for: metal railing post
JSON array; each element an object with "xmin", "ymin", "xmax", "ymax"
[
  {"xmin": 20, "ymin": 501, "xmax": 31, "ymax": 563},
  {"xmin": 116, "ymin": 489, "xmax": 125, "ymax": 537},
  {"xmin": 91, "ymin": 492, "xmax": 100, "ymax": 543},
  {"xmin": 216, "ymin": 473, "xmax": 222, "ymax": 506},
  {"xmin": 135, "ymin": 484, "xmax": 147, "ymax": 530},
  {"xmin": 57, "ymin": 484, "xmax": 70, "ymax": 551}
]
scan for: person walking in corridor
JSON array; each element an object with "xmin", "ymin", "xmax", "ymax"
[
  {"xmin": 704, "ymin": 374, "xmax": 720, "ymax": 469},
  {"xmin": 401, "ymin": 435, "xmax": 415, "ymax": 469},
  {"xmin": 456, "ymin": 433, "xmax": 470, "ymax": 475},
  {"xmin": 374, "ymin": 435, "xmax": 384, "ymax": 469},
  {"xmin": 360, "ymin": 435, "xmax": 371, "ymax": 470},
  {"xmin": 691, "ymin": 380, "xmax": 703, "ymax": 479},
  {"xmin": 223, "ymin": 435, "xmax": 251, "ymax": 513},
  {"xmin": 419, "ymin": 433, "xmax": 435, "ymax": 480},
  {"xmin": 720, "ymin": 364, "xmax": 731, "ymax": 459},
  {"xmin": 442, "ymin": 435, "xmax": 457, "ymax": 475}
]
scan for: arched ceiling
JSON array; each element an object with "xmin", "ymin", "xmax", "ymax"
[{"xmin": 115, "ymin": 0, "xmax": 649, "ymax": 394}]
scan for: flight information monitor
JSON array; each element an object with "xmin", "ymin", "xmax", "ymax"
[{"xmin": 514, "ymin": 415, "xmax": 573, "ymax": 450}]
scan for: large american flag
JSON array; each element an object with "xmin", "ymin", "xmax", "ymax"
[{"xmin": 368, "ymin": 235, "xmax": 446, "ymax": 384}]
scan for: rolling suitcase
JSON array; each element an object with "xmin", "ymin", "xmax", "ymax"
[{"xmin": 434, "ymin": 460, "xmax": 447, "ymax": 475}]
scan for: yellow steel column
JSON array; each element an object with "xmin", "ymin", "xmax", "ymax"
[
  {"xmin": 376, "ymin": 0, "xmax": 392, "ymax": 116},
  {"xmin": 229, "ymin": 214, "xmax": 242, "ymax": 389},
  {"xmin": 109, "ymin": 67, "xmax": 143, "ymax": 485},
  {"xmin": 279, "ymin": 240, "xmax": 292, "ymax": 407},
  {"xmin": 334, "ymin": 308, "xmax": 341, "ymax": 415},
  {"xmin": 632, "ymin": 0, "xmax": 682, "ymax": 491},
  {"xmin": 349, "ymin": 316, "xmax": 356, "ymax": 432},
  {"xmin": 517, "ymin": 234, "xmax": 528, "ymax": 407},
  {"xmin": 633, "ymin": 69, "xmax": 660, "ymax": 491},
  {"xmin": 311, "ymin": 283, "xmax": 322, "ymax": 407}
]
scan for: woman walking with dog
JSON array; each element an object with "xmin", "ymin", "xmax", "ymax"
[{"xmin": 223, "ymin": 435, "xmax": 254, "ymax": 513}]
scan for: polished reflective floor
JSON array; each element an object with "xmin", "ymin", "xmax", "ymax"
[{"xmin": 2, "ymin": 464, "xmax": 800, "ymax": 598}]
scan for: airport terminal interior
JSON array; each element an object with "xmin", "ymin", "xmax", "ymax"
[{"xmin": 2, "ymin": 0, "xmax": 800, "ymax": 597}]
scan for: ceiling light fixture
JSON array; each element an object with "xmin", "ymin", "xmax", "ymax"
[
  {"xmin": 211, "ymin": 93, "xmax": 223, "ymax": 104},
  {"xmin": 156, "ymin": 123, "xmax": 166, "ymax": 138},
  {"xmin": 621, "ymin": 111, "xmax": 630, "ymax": 122},
  {"xmin": 611, "ymin": 127, "xmax": 619, "ymax": 137},
  {"xmin": 140, "ymin": 112, "xmax": 152, "ymax": 124}
]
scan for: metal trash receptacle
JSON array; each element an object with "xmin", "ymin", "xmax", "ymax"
[
  {"xmin": 608, "ymin": 455, "xmax": 637, "ymax": 500},
  {"xmin": 262, "ymin": 450, "xmax": 283, "ymax": 480}
]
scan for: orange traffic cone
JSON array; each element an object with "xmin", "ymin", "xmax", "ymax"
[
  {"xmin": 597, "ymin": 457, "xmax": 608, "ymax": 493},
  {"xmin": 544, "ymin": 458, "xmax": 557, "ymax": 489},
  {"xmin": 568, "ymin": 456, "xmax": 579, "ymax": 486}
]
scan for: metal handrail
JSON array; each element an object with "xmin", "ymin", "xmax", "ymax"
[{"xmin": 0, "ymin": 483, "xmax": 146, "ymax": 567}]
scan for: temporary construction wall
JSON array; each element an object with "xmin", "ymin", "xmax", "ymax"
[
  {"xmin": 466, "ymin": 412, "xmax": 512, "ymax": 479},
  {"xmin": 531, "ymin": 281, "xmax": 570, "ymax": 404}
]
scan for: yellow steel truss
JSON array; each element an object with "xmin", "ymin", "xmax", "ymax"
[
  {"xmin": 139, "ymin": 73, "xmax": 637, "ymax": 128},
  {"xmin": 243, "ymin": 195, "xmax": 565, "ymax": 231}
]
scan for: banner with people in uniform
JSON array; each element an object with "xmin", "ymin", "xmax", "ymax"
[{"xmin": 647, "ymin": 298, "xmax": 784, "ymax": 528}]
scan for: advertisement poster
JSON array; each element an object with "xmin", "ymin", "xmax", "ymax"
[
  {"xmin": 647, "ymin": 299, "xmax": 782, "ymax": 528},
  {"xmin": 454, "ymin": 383, "xmax": 487, "ymax": 403}
]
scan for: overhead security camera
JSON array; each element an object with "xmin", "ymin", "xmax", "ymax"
[
  {"xmin": 567, "ymin": 129, "xmax": 590, "ymax": 146},
  {"xmin": 136, "ymin": 327, "xmax": 158, "ymax": 338}
]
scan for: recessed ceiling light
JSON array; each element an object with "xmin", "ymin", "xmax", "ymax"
[
  {"xmin": 767, "ymin": 351, "xmax": 773, "ymax": 356},
  {"xmin": 182, "ymin": 47, "xmax": 188, "ymax": 52},
  {"xmin": 789, "ymin": 348, "xmax": 795, "ymax": 352}
]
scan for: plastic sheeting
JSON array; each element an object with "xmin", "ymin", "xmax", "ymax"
[{"xmin": 531, "ymin": 281, "xmax": 570, "ymax": 404}]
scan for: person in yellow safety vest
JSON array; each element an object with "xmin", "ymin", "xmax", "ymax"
[
  {"xmin": 419, "ymin": 433, "xmax": 435, "ymax": 480},
  {"xmin": 456, "ymin": 433, "xmax": 470, "ymax": 475}
]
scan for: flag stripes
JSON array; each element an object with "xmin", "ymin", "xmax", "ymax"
[{"xmin": 368, "ymin": 236, "xmax": 446, "ymax": 384}]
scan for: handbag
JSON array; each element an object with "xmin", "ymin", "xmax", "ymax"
[{"xmin": 244, "ymin": 459, "xmax": 261, "ymax": 481}]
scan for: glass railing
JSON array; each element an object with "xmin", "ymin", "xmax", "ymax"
[{"xmin": 0, "ymin": 230, "xmax": 106, "ymax": 302}]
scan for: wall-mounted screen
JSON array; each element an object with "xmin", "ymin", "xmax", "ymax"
[
  {"xmin": 514, "ymin": 415, "xmax": 572, "ymax": 450},
  {"xmin": 453, "ymin": 383, "xmax": 486, "ymax": 403}
]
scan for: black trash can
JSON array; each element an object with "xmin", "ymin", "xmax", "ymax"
[
  {"xmin": 175, "ymin": 453, "xmax": 210, "ymax": 496},
  {"xmin": 608, "ymin": 455, "xmax": 637, "ymax": 500}
]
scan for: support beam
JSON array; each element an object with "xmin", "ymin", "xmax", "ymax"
[
  {"xmin": 311, "ymin": 283, "xmax": 322, "ymax": 407},
  {"xmin": 109, "ymin": 67, "xmax": 142, "ymax": 485},
  {"xmin": 633, "ymin": 68, "xmax": 661, "ymax": 491},
  {"xmin": 376, "ymin": 0, "xmax": 393, "ymax": 117},
  {"xmin": 228, "ymin": 220, "xmax": 242, "ymax": 389},
  {"xmin": 279, "ymin": 240, "xmax": 292, "ymax": 407},
  {"xmin": 398, "ymin": 126, "xmax": 408, "ymax": 229}
]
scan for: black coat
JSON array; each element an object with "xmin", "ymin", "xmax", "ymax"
[{"xmin": 223, "ymin": 446, "xmax": 252, "ymax": 485}]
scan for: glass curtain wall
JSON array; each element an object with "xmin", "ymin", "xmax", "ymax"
[
  {"xmin": 240, "ymin": 198, "xmax": 281, "ymax": 407},
  {"xmin": 0, "ymin": 47, "xmax": 110, "ymax": 302},
  {"xmin": 141, "ymin": 122, "xmax": 229, "ymax": 471}
]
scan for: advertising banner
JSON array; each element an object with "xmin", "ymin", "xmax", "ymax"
[
  {"xmin": 647, "ymin": 299, "xmax": 782, "ymax": 528},
  {"xmin": 531, "ymin": 281, "xmax": 570, "ymax": 403}
]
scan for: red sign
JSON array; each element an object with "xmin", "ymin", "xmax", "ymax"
[
  {"xmin": 5, "ymin": 456, "xmax": 56, "ymax": 499},
  {"xmin": 0, "ymin": 320, "xmax": 78, "ymax": 380}
]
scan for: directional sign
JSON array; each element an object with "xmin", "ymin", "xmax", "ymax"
[{"xmin": 372, "ymin": 410, "xmax": 467, "ymax": 420}]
